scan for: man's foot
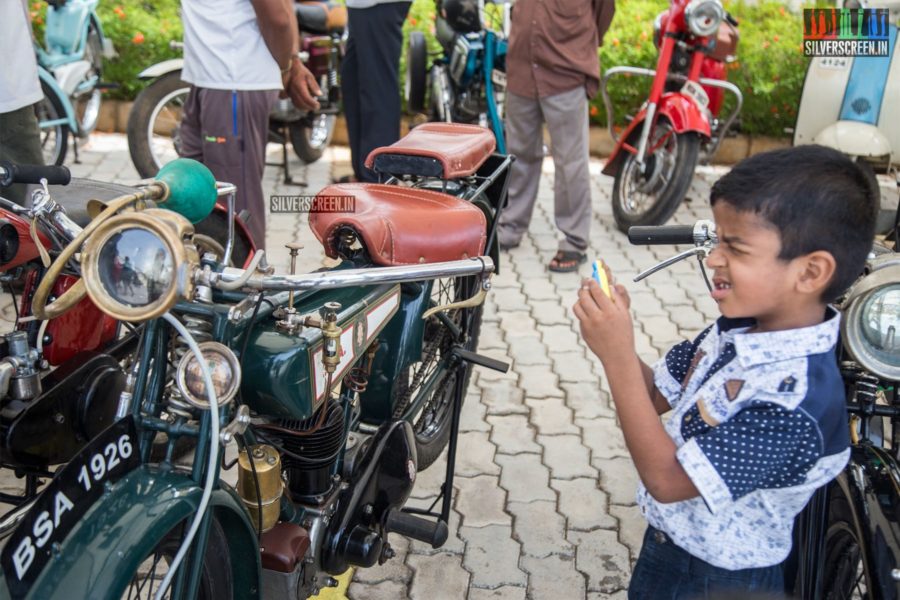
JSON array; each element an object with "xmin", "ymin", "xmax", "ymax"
[{"xmin": 548, "ymin": 250, "xmax": 587, "ymax": 273}]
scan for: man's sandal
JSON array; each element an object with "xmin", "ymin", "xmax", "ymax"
[{"xmin": 548, "ymin": 250, "xmax": 587, "ymax": 273}]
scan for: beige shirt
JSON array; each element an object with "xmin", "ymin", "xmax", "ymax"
[{"xmin": 506, "ymin": 0, "xmax": 615, "ymax": 100}]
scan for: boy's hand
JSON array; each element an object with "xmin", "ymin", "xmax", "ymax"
[{"xmin": 573, "ymin": 273, "xmax": 635, "ymax": 368}]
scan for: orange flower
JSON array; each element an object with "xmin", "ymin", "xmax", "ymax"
[
  {"xmin": 762, "ymin": 41, "xmax": 770, "ymax": 49},
  {"xmin": 779, "ymin": 6, "xmax": 786, "ymax": 16},
  {"xmin": 114, "ymin": 5, "xmax": 126, "ymax": 19},
  {"xmin": 409, "ymin": 17, "xmax": 417, "ymax": 26},
  {"xmin": 770, "ymin": 106, "xmax": 778, "ymax": 114},
  {"xmin": 773, "ymin": 35, "xmax": 779, "ymax": 42},
  {"xmin": 132, "ymin": 31, "xmax": 145, "ymax": 45},
  {"xmin": 34, "ymin": 16, "xmax": 43, "ymax": 25},
  {"xmin": 612, "ymin": 38, "xmax": 620, "ymax": 46},
  {"xmin": 640, "ymin": 31, "xmax": 649, "ymax": 40},
  {"xmin": 590, "ymin": 105, "xmax": 599, "ymax": 116}
]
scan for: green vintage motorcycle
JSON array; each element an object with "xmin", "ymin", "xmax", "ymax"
[{"xmin": 0, "ymin": 122, "xmax": 511, "ymax": 599}]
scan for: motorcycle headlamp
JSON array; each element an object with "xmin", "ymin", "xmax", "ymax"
[
  {"xmin": 176, "ymin": 341, "xmax": 241, "ymax": 408},
  {"xmin": 81, "ymin": 209, "xmax": 197, "ymax": 321},
  {"xmin": 841, "ymin": 255, "xmax": 900, "ymax": 380},
  {"xmin": 684, "ymin": 0, "xmax": 724, "ymax": 37}
]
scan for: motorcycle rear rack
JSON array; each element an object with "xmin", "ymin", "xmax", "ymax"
[{"xmin": 600, "ymin": 66, "xmax": 744, "ymax": 161}]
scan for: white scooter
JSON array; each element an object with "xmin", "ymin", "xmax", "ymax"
[{"xmin": 793, "ymin": 0, "xmax": 900, "ymax": 230}]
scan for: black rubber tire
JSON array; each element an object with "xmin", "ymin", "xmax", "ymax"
[
  {"xmin": 35, "ymin": 79, "xmax": 69, "ymax": 166},
  {"xmin": 392, "ymin": 275, "xmax": 484, "ymax": 471},
  {"xmin": 288, "ymin": 114, "xmax": 336, "ymax": 164},
  {"xmin": 127, "ymin": 71, "xmax": 190, "ymax": 178},
  {"xmin": 193, "ymin": 208, "xmax": 253, "ymax": 268},
  {"xmin": 611, "ymin": 117, "xmax": 701, "ymax": 234},
  {"xmin": 120, "ymin": 516, "xmax": 233, "ymax": 599},
  {"xmin": 822, "ymin": 490, "xmax": 872, "ymax": 599},
  {"xmin": 406, "ymin": 31, "xmax": 428, "ymax": 114}
]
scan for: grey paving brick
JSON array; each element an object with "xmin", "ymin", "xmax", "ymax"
[
  {"xmin": 522, "ymin": 554, "xmax": 586, "ymax": 599},
  {"xmin": 457, "ymin": 431, "xmax": 501, "ymax": 477},
  {"xmin": 530, "ymin": 300, "xmax": 573, "ymax": 326},
  {"xmin": 517, "ymin": 365, "xmax": 563, "ymax": 399},
  {"xmin": 407, "ymin": 553, "xmax": 471, "ymax": 600},
  {"xmin": 579, "ymin": 417, "xmax": 630, "ymax": 460},
  {"xmin": 353, "ymin": 535, "xmax": 412, "ymax": 583},
  {"xmin": 551, "ymin": 351, "xmax": 597, "ymax": 384},
  {"xmin": 506, "ymin": 335, "xmax": 551, "ymax": 366},
  {"xmin": 569, "ymin": 529, "xmax": 632, "ymax": 595},
  {"xmin": 495, "ymin": 454, "xmax": 555, "ymax": 503},
  {"xmin": 508, "ymin": 500, "xmax": 572, "ymax": 558},
  {"xmin": 487, "ymin": 415, "xmax": 541, "ymax": 455},
  {"xmin": 538, "ymin": 434, "xmax": 594, "ymax": 479},
  {"xmin": 481, "ymin": 380, "xmax": 529, "ymax": 416},
  {"xmin": 518, "ymin": 276, "xmax": 560, "ymax": 301},
  {"xmin": 561, "ymin": 382, "xmax": 611, "ymax": 421},
  {"xmin": 537, "ymin": 324, "xmax": 580, "ymax": 350},
  {"xmin": 552, "ymin": 478, "xmax": 617, "ymax": 531},
  {"xmin": 467, "ymin": 585, "xmax": 527, "ymax": 600},
  {"xmin": 498, "ymin": 311, "xmax": 540, "ymax": 339},
  {"xmin": 459, "ymin": 525, "xmax": 528, "ymax": 588},
  {"xmin": 479, "ymin": 321, "xmax": 508, "ymax": 350},
  {"xmin": 348, "ymin": 580, "xmax": 409, "ymax": 599},
  {"xmin": 525, "ymin": 397, "xmax": 579, "ymax": 435},
  {"xmin": 490, "ymin": 286, "xmax": 531, "ymax": 313},
  {"xmin": 460, "ymin": 390, "xmax": 491, "ymax": 434},
  {"xmin": 597, "ymin": 457, "xmax": 640, "ymax": 507},
  {"xmin": 609, "ymin": 504, "xmax": 645, "ymax": 563},
  {"xmin": 455, "ymin": 475, "xmax": 511, "ymax": 528}
]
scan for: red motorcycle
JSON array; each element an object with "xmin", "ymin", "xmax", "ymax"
[{"xmin": 601, "ymin": 0, "xmax": 742, "ymax": 233}]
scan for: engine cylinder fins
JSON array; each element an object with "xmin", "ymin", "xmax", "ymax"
[{"xmin": 275, "ymin": 399, "xmax": 346, "ymax": 498}]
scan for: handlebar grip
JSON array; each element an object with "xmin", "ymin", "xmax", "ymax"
[
  {"xmin": 628, "ymin": 225, "xmax": 697, "ymax": 246},
  {"xmin": 0, "ymin": 162, "xmax": 71, "ymax": 187},
  {"xmin": 385, "ymin": 509, "xmax": 448, "ymax": 549}
]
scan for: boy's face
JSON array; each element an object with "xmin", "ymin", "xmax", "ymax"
[{"xmin": 706, "ymin": 201, "xmax": 816, "ymax": 332}]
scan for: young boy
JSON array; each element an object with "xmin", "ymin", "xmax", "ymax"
[{"xmin": 573, "ymin": 145, "xmax": 878, "ymax": 598}]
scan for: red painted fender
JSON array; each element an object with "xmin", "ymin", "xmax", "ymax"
[{"xmin": 602, "ymin": 92, "xmax": 711, "ymax": 177}]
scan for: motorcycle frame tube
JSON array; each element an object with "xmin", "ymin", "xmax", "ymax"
[
  {"xmin": 17, "ymin": 467, "xmax": 259, "ymax": 600},
  {"xmin": 482, "ymin": 31, "xmax": 507, "ymax": 154},
  {"xmin": 36, "ymin": 67, "xmax": 80, "ymax": 136}
]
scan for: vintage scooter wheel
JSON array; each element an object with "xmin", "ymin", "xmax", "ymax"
[
  {"xmin": 391, "ymin": 274, "xmax": 484, "ymax": 470},
  {"xmin": 822, "ymin": 491, "xmax": 872, "ymax": 600},
  {"xmin": 127, "ymin": 71, "xmax": 190, "ymax": 178},
  {"xmin": 121, "ymin": 517, "xmax": 233, "ymax": 599},
  {"xmin": 405, "ymin": 30, "xmax": 428, "ymax": 114},
  {"xmin": 74, "ymin": 24, "xmax": 104, "ymax": 136},
  {"xmin": 288, "ymin": 113, "xmax": 336, "ymax": 164},
  {"xmin": 611, "ymin": 116, "xmax": 701, "ymax": 233},
  {"xmin": 35, "ymin": 80, "xmax": 69, "ymax": 166}
]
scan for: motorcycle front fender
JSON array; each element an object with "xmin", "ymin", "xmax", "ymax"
[
  {"xmin": 36, "ymin": 67, "xmax": 79, "ymax": 133},
  {"xmin": 6, "ymin": 467, "xmax": 260, "ymax": 600},
  {"xmin": 137, "ymin": 58, "xmax": 185, "ymax": 80},
  {"xmin": 602, "ymin": 93, "xmax": 712, "ymax": 177}
]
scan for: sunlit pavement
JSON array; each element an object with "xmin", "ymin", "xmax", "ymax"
[{"xmin": 0, "ymin": 133, "xmax": 896, "ymax": 599}]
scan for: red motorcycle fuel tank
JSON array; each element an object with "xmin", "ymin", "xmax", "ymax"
[{"xmin": 18, "ymin": 271, "xmax": 119, "ymax": 366}]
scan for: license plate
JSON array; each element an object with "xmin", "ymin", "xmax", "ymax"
[
  {"xmin": 682, "ymin": 80, "xmax": 709, "ymax": 110},
  {"xmin": 818, "ymin": 56, "xmax": 850, "ymax": 70},
  {"xmin": 491, "ymin": 68, "xmax": 507, "ymax": 87},
  {"xmin": 1, "ymin": 417, "xmax": 139, "ymax": 598}
]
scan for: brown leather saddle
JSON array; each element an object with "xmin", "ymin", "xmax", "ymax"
[
  {"xmin": 295, "ymin": 1, "xmax": 347, "ymax": 35},
  {"xmin": 310, "ymin": 123, "xmax": 497, "ymax": 267}
]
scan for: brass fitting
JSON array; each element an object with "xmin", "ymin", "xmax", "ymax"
[{"xmin": 237, "ymin": 444, "xmax": 283, "ymax": 532}]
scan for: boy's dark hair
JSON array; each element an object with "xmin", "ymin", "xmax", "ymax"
[{"xmin": 709, "ymin": 145, "xmax": 877, "ymax": 303}]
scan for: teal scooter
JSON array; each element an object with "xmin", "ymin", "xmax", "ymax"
[{"xmin": 34, "ymin": 0, "xmax": 116, "ymax": 166}]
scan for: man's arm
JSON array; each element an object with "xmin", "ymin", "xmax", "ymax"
[
  {"xmin": 639, "ymin": 360, "xmax": 673, "ymax": 415},
  {"xmin": 251, "ymin": 0, "xmax": 297, "ymax": 72},
  {"xmin": 593, "ymin": 0, "xmax": 616, "ymax": 46}
]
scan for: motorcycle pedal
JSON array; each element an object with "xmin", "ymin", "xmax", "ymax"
[
  {"xmin": 452, "ymin": 347, "xmax": 510, "ymax": 373},
  {"xmin": 384, "ymin": 509, "xmax": 448, "ymax": 549}
]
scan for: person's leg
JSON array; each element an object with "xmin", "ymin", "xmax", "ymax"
[
  {"xmin": 0, "ymin": 104, "xmax": 45, "ymax": 205},
  {"xmin": 351, "ymin": 1, "xmax": 411, "ymax": 182},
  {"xmin": 236, "ymin": 89, "xmax": 279, "ymax": 250},
  {"xmin": 178, "ymin": 86, "xmax": 204, "ymax": 162},
  {"xmin": 496, "ymin": 91, "xmax": 544, "ymax": 249},
  {"xmin": 341, "ymin": 9, "xmax": 363, "ymax": 180},
  {"xmin": 542, "ymin": 87, "xmax": 591, "ymax": 259}
]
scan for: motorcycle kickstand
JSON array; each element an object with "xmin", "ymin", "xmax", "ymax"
[
  {"xmin": 267, "ymin": 124, "xmax": 308, "ymax": 187},
  {"xmin": 73, "ymin": 136, "xmax": 81, "ymax": 165}
]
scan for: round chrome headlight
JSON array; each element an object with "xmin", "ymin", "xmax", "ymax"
[
  {"xmin": 842, "ymin": 257, "xmax": 900, "ymax": 380},
  {"xmin": 81, "ymin": 209, "xmax": 196, "ymax": 321},
  {"xmin": 176, "ymin": 341, "xmax": 241, "ymax": 409},
  {"xmin": 684, "ymin": 0, "xmax": 724, "ymax": 37}
]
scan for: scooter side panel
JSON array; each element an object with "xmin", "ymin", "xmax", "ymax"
[
  {"xmin": 878, "ymin": 25, "xmax": 900, "ymax": 163},
  {"xmin": 3, "ymin": 467, "xmax": 259, "ymax": 600},
  {"xmin": 794, "ymin": 57, "xmax": 854, "ymax": 146},
  {"xmin": 839, "ymin": 26, "xmax": 898, "ymax": 125}
]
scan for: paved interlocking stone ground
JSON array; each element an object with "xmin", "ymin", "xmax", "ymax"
[{"xmin": 1, "ymin": 134, "xmax": 896, "ymax": 599}]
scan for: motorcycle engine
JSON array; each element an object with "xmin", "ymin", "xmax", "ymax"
[{"xmin": 448, "ymin": 33, "xmax": 483, "ymax": 88}]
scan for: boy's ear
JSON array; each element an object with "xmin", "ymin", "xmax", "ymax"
[{"xmin": 795, "ymin": 250, "xmax": 837, "ymax": 296}]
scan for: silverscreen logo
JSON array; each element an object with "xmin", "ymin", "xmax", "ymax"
[
  {"xmin": 803, "ymin": 8, "xmax": 890, "ymax": 56},
  {"xmin": 270, "ymin": 195, "xmax": 356, "ymax": 213}
]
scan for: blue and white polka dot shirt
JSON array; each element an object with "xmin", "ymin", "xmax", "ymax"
[{"xmin": 638, "ymin": 308, "xmax": 850, "ymax": 570}]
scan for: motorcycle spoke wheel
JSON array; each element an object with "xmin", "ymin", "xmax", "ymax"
[
  {"xmin": 74, "ymin": 25, "xmax": 104, "ymax": 135},
  {"xmin": 611, "ymin": 115, "xmax": 700, "ymax": 233},
  {"xmin": 35, "ymin": 80, "xmax": 69, "ymax": 166},
  {"xmin": 289, "ymin": 114, "xmax": 336, "ymax": 164},
  {"xmin": 392, "ymin": 275, "xmax": 483, "ymax": 470},
  {"xmin": 127, "ymin": 72, "xmax": 190, "ymax": 178},
  {"xmin": 823, "ymin": 495, "xmax": 871, "ymax": 600}
]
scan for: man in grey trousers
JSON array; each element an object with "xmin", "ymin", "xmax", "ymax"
[{"xmin": 497, "ymin": 0, "xmax": 615, "ymax": 272}]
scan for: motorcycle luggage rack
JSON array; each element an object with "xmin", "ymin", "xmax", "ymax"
[{"xmin": 600, "ymin": 66, "xmax": 744, "ymax": 160}]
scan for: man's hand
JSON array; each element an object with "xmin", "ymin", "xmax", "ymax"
[
  {"xmin": 282, "ymin": 57, "xmax": 321, "ymax": 111},
  {"xmin": 573, "ymin": 272, "xmax": 635, "ymax": 368}
]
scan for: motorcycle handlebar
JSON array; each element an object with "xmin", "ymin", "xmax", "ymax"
[
  {"xmin": 628, "ymin": 225, "xmax": 698, "ymax": 246},
  {"xmin": 725, "ymin": 12, "xmax": 739, "ymax": 27},
  {"xmin": 0, "ymin": 161, "xmax": 71, "ymax": 187}
]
